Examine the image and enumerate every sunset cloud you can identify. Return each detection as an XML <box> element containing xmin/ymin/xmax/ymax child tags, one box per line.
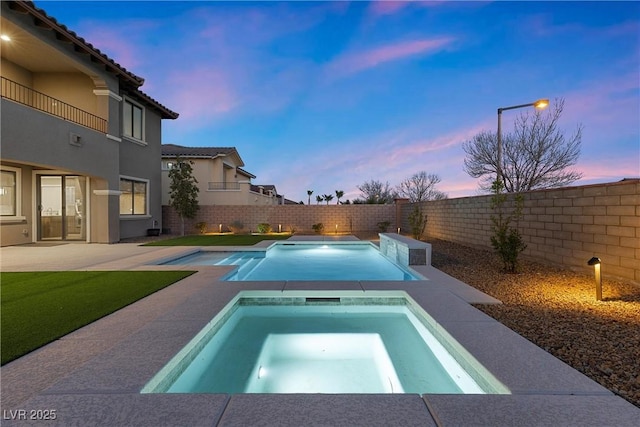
<box><xmin>368</xmin><ymin>1</ymin><xmax>411</xmax><ymax>17</ymax></box>
<box><xmin>326</xmin><ymin>37</ymin><xmax>455</xmax><ymax>78</ymax></box>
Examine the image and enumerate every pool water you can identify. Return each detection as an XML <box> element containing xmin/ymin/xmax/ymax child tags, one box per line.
<box><xmin>142</xmin><ymin>292</ymin><xmax>508</xmax><ymax>395</ymax></box>
<box><xmin>163</xmin><ymin>242</ymin><xmax>421</xmax><ymax>281</ymax></box>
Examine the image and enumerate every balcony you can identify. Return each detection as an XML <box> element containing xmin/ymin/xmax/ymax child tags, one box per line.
<box><xmin>0</xmin><ymin>77</ymin><xmax>107</xmax><ymax>133</ymax></box>
<box><xmin>208</xmin><ymin>182</ymin><xmax>241</xmax><ymax>190</ymax></box>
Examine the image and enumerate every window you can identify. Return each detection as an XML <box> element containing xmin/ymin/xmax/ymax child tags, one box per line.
<box><xmin>0</xmin><ymin>169</ymin><xmax>17</xmax><ymax>216</ymax></box>
<box><xmin>123</xmin><ymin>98</ymin><xmax>144</xmax><ymax>140</ymax></box>
<box><xmin>119</xmin><ymin>177</ymin><xmax>147</xmax><ymax>215</ymax></box>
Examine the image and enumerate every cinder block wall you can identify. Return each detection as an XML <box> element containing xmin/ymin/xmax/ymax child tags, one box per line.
<box><xmin>400</xmin><ymin>179</ymin><xmax>639</xmax><ymax>284</ymax></box>
<box><xmin>162</xmin><ymin>204</ymin><xmax>396</xmax><ymax>236</ymax></box>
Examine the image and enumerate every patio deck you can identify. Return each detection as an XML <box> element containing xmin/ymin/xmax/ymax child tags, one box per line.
<box><xmin>1</xmin><ymin>238</ymin><xmax>638</xmax><ymax>426</ymax></box>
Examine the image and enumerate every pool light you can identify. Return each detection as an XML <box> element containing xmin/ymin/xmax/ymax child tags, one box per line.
<box><xmin>587</xmin><ymin>257</ymin><xmax>602</xmax><ymax>301</ymax></box>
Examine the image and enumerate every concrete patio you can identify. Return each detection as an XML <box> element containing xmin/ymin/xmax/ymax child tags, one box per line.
<box><xmin>1</xmin><ymin>238</ymin><xmax>638</xmax><ymax>426</ymax></box>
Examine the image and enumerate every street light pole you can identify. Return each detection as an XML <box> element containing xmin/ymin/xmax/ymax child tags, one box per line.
<box><xmin>496</xmin><ymin>99</ymin><xmax>549</xmax><ymax>187</ymax></box>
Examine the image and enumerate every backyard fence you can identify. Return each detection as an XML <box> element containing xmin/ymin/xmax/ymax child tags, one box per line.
<box><xmin>399</xmin><ymin>179</ymin><xmax>639</xmax><ymax>284</ymax></box>
<box><xmin>162</xmin><ymin>204</ymin><xmax>397</xmax><ymax>237</ymax></box>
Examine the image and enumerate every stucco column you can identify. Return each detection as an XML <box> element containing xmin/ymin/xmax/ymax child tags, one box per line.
<box><xmin>90</xmin><ymin>178</ymin><xmax>121</xmax><ymax>243</ymax></box>
<box><xmin>92</xmin><ymin>79</ymin><xmax>122</xmax><ymax>141</ymax></box>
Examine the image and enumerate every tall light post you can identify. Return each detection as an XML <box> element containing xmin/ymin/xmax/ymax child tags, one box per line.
<box><xmin>496</xmin><ymin>98</ymin><xmax>549</xmax><ymax>186</ymax></box>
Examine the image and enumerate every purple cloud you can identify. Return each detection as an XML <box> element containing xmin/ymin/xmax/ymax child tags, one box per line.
<box><xmin>326</xmin><ymin>37</ymin><xmax>455</xmax><ymax>78</ymax></box>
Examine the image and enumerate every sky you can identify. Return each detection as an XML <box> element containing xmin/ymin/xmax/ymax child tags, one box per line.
<box><xmin>37</xmin><ymin>1</ymin><xmax>639</xmax><ymax>203</ymax></box>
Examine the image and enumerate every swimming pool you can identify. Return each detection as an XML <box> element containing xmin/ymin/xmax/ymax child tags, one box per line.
<box><xmin>142</xmin><ymin>291</ymin><xmax>509</xmax><ymax>395</ymax></box>
<box><xmin>162</xmin><ymin>242</ymin><xmax>422</xmax><ymax>281</ymax></box>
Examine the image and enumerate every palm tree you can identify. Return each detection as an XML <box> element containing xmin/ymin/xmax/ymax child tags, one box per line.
<box><xmin>324</xmin><ymin>194</ymin><xmax>334</xmax><ymax>205</ymax></box>
<box><xmin>307</xmin><ymin>190</ymin><xmax>313</xmax><ymax>205</ymax></box>
<box><xmin>335</xmin><ymin>190</ymin><xmax>344</xmax><ymax>204</ymax></box>
<box><xmin>316</xmin><ymin>195</ymin><xmax>323</xmax><ymax>205</ymax></box>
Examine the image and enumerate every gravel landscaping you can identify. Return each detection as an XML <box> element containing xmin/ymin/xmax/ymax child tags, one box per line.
<box><xmin>429</xmin><ymin>238</ymin><xmax>640</xmax><ymax>409</ymax></box>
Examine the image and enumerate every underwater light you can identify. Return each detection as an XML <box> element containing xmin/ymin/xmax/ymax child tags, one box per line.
<box><xmin>258</xmin><ymin>366</ymin><xmax>267</xmax><ymax>379</ymax></box>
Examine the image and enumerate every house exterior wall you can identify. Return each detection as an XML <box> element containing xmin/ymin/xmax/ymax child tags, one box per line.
<box><xmin>400</xmin><ymin>180</ymin><xmax>639</xmax><ymax>284</ymax></box>
<box><xmin>119</xmin><ymin>109</ymin><xmax>164</xmax><ymax>239</ymax></box>
<box><xmin>1</xmin><ymin>58</ymin><xmax>32</xmax><ymax>86</ymax></box>
<box><xmin>1</xmin><ymin>99</ymin><xmax>121</xmax><ymax>244</ymax></box>
<box><xmin>32</xmin><ymin>72</ymin><xmax>99</xmax><ymax>117</ymax></box>
<box><xmin>161</xmin><ymin>157</ymin><xmax>279</xmax><ymax>206</ymax></box>
<box><xmin>1</xmin><ymin>1</ymin><xmax>174</xmax><ymax>245</ymax></box>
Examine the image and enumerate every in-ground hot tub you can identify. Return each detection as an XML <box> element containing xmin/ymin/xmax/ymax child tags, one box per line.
<box><xmin>142</xmin><ymin>291</ymin><xmax>509</xmax><ymax>395</ymax></box>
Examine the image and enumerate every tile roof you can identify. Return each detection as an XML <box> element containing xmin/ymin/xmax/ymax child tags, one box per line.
<box><xmin>237</xmin><ymin>167</ymin><xmax>256</xmax><ymax>179</ymax></box>
<box><xmin>161</xmin><ymin>144</ymin><xmax>237</xmax><ymax>158</ymax></box>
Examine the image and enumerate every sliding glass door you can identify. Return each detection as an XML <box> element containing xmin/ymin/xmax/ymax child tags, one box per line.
<box><xmin>37</xmin><ymin>175</ymin><xmax>86</xmax><ymax>241</ymax></box>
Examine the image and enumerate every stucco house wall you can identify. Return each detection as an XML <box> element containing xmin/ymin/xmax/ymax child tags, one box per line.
<box><xmin>0</xmin><ymin>1</ymin><xmax>177</xmax><ymax>245</ymax></box>
<box><xmin>161</xmin><ymin>145</ymin><xmax>280</xmax><ymax>207</ymax></box>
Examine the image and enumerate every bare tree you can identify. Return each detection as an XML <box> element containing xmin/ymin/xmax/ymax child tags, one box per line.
<box><xmin>356</xmin><ymin>180</ymin><xmax>398</xmax><ymax>204</ymax></box>
<box><xmin>397</xmin><ymin>171</ymin><xmax>448</xmax><ymax>202</ymax></box>
<box><xmin>463</xmin><ymin>98</ymin><xmax>583</xmax><ymax>192</ymax></box>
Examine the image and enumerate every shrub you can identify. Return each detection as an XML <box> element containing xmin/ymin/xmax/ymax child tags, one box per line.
<box><xmin>228</xmin><ymin>221</ymin><xmax>246</xmax><ymax>234</ymax></box>
<box><xmin>490</xmin><ymin>180</ymin><xmax>527</xmax><ymax>273</ymax></box>
<box><xmin>408</xmin><ymin>206</ymin><xmax>427</xmax><ymax>240</ymax></box>
<box><xmin>377</xmin><ymin>220</ymin><xmax>391</xmax><ymax>232</ymax></box>
<box><xmin>257</xmin><ymin>223</ymin><xmax>272</xmax><ymax>234</ymax></box>
<box><xmin>195</xmin><ymin>222</ymin><xmax>207</xmax><ymax>234</ymax></box>
<box><xmin>312</xmin><ymin>223</ymin><xmax>324</xmax><ymax>234</ymax></box>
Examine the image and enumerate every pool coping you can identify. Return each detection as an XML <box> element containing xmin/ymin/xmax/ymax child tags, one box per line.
<box><xmin>1</xmin><ymin>238</ymin><xmax>639</xmax><ymax>426</ymax></box>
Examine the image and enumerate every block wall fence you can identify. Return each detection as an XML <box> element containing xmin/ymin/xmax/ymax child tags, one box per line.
<box><xmin>400</xmin><ymin>179</ymin><xmax>639</xmax><ymax>284</ymax></box>
<box><xmin>162</xmin><ymin>204</ymin><xmax>397</xmax><ymax>237</ymax></box>
<box><xmin>162</xmin><ymin>179</ymin><xmax>639</xmax><ymax>284</ymax></box>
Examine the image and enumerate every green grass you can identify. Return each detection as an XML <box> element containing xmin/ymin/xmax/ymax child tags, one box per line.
<box><xmin>143</xmin><ymin>234</ymin><xmax>292</xmax><ymax>246</ymax></box>
<box><xmin>0</xmin><ymin>271</ymin><xmax>194</xmax><ymax>365</ymax></box>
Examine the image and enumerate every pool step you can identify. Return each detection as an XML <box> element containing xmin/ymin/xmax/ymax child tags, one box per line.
<box><xmin>215</xmin><ymin>252</ymin><xmax>261</xmax><ymax>266</ymax></box>
<box><xmin>234</xmin><ymin>257</ymin><xmax>266</xmax><ymax>280</ymax></box>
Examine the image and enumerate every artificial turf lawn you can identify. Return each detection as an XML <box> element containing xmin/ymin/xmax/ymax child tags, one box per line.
<box><xmin>0</xmin><ymin>270</ymin><xmax>194</xmax><ymax>365</ymax></box>
<box><xmin>143</xmin><ymin>234</ymin><xmax>291</xmax><ymax>246</ymax></box>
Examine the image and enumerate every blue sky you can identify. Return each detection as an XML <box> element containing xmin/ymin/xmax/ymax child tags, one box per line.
<box><xmin>38</xmin><ymin>1</ymin><xmax>639</xmax><ymax>202</ymax></box>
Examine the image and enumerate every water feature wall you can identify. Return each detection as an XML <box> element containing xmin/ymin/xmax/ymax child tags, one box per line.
<box><xmin>379</xmin><ymin>233</ymin><xmax>432</xmax><ymax>266</ymax></box>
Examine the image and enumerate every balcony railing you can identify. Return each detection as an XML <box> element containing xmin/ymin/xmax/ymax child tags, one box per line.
<box><xmin>208</xmin><ymin>182</ymin><xmax>241</xmax><ymax>190</ymax></box>
<box><xmin>1</xmin><ymin>77</ymin><xmax>107</xmax><ymax>133</ymax></box>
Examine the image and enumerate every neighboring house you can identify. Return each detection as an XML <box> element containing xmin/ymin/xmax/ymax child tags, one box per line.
<box><xmin>161</xmin><ymin>144</ymin><xmax>283</xmax><ymax>206</ymax></box>
<box><xmin>0</xmin><ymin>1</ymin><xmax>177</xmax><ymax>246</ymax></box>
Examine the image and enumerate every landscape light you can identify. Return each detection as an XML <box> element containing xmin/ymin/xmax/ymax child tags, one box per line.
<box><xmin>496</xmin><ymin>98</ymin><xmax>550</xmax><ymax>185</ymax></box>
<box><xmin>1</xmin><ymin>34</ymin><xmax>11</xmax><ymax>42</ymax></box>
<box><xmin>587</xmin><ymin>257</ymin><xmax>602</xmax><ymax>301</ymax></box>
